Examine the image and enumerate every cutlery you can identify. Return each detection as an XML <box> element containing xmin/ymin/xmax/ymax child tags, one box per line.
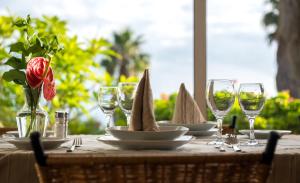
<box><xmin>215</xmin><ymin>145</ymin><xmax>226</xmax><ymax>152</ymax></box>
<box><xmin>67</xmin><ymin>137</ymin><xmax>82</xmax><ymax>152</ymax></box>
<box><xmin>225</xmin><ymin>134</ymin><xmax>242</xmax><ymax>152</ymax></box>
<box><xmin>232</xmin><ymin>144</ymin><xmax>241</xmax><ymax>152</ymax></box>
<box><xmin>219</xmin><ymin>146</ymin><xmax>226</xmax><ymax>152</ymax></box>
<box><xmin>224</xmin><ymin>116</ymin><xmax>241</xmax><ymax>152</ymax></box>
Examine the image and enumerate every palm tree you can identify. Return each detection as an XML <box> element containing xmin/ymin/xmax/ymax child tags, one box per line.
<box><xmin>263</xmin><ymin>0</ymin><xmax>300</xmax><ymax>98</ymax></box>
<box><xmin>101</xmin><ymin>28</ymin><xmax>150</xmax><ymax>80</ymax></box>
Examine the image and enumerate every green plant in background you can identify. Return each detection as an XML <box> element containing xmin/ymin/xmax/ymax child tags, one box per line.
<box><xmin>117</xmin><ymin>84</ymin><xmax>135</xmax><ymax>110</ymax></box>
<box><xmin>114</xmin><ymin>92</ymin><xmax>177</xmax><ymax>126</ymax></box>
<box><xmin>100</xmin><ymin>28</ymin><xmax>150</xmax><ymax>81</ymax></box>
<box><xmin>263</xmin><ymin>0</ymin><xmax>279</xmax><ymax>43</ymax></box>
<box><xmin>154</xmin><ymin>91</ymin><xmax>300</xmax><ymax>134</ymax></box>
<box><xmin>154</xmin><ymin>93</ymin><xmax>177</xmax><ymax>121</ymax></box>
<box><xmin>112</xmin><ymin>76</ymin><xmax>139</xmax><ymax>126</ymax></box>
<box><xmin>238</xmin><ymin>91</ymin><xmax>265</xmax><ymax>111</ymax></box>
<box><xmin>1</xmin><ymin>14</ymin><xmax>300</xmax><ymax>135</ymax></box>
<box><xmin>114</xmin><ymin>90</ymin><xmax>177</xmax><ymax>126</ymax></box>
<box><xmin>211</xmin><ymin>91</ymin><xmax>235</xmax><ymax>111</ymax></box>
<box><xmin>0</xmin><ymin>15</ymin><xmax>115</xmax><ymax>134</ymax></box>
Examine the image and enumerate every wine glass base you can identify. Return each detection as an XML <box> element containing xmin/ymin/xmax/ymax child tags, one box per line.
<box><xmin>241</xmin><ymin>139</ymin><xmax>259</xmax><ymax>146</ymax></box>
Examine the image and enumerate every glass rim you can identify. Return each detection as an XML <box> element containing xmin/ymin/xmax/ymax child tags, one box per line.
<box><xmin>207</xmin><ymin>79</ymin><xmax>235</xmax><ymax>82</ymax></box>
<box><xmin>239</xmin><ymin>83</ymin><xmax>264</xmax><ymax>86</ymax></box>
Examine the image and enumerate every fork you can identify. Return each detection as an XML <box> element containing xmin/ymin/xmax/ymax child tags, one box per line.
<box><xmin>67</xmin><ymin>137</ymin><xmax>82</xmax><ymax>152</ymax></box>
<box><xmin>225</xmin><ymin>134</ymin><xmax>241</xmax><ymax>152</ymax></box>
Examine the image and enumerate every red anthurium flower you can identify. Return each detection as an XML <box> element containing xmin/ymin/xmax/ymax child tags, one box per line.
<box><xmin>26</xmin><ymin>57</ymin><xmax>56</xmax><ymax>100</ymax></box>
<box><xmin>43</xmin><ymin>68</ymin><xmax>56</xmax><ymax>101</ymax></box>
<box><xmin>26</xmin><ymin>57</ymin><xmax>49</xmax><ymax>88</ymax></box>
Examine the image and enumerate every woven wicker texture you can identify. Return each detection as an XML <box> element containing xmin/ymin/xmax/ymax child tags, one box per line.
<box><xmin>35</xmin><ymin>154</ymin><xmax>271</xmax><ymax>183</ymax></box>
<box><xmin>0</xmin><ymin>127</ymin><xmax>17</xmax><ymax>135</ymax></box>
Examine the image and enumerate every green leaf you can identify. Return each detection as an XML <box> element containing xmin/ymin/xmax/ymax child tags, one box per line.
<box><xmin>2</xmin><ymin>69</ymin><xmax>26</xmax><ymax>86</ymax></box>
<box><xmin>26</xmin><ymin>15</ymin><xmax>31</xmax><ymax>24</ymax></box>
<box><xmin>5</xmin><ymin>57</ymin><xmax>26</xmax><ymax>69</ymax></box>
<box><xmin>0</xmin><ymin>48</ymin><xmax>9</xmax><ymax>61</ymax></box>
<box><xmin>28</xmin><ymin>38</ymin><xmax>44</xmax><ymax>54</ymax></box>
<box><xmin>99</xmin><ymin>49</ymin><xmax>119</xmax><ymax>58</ymax></box>
<box><xmin>9</xmin><ymin>42</ymin><xmax>25</xmax><ymax>53</ymax></box>
<box><xmin>14</xmin><ymin>18</ymin><xmax>27</xmax><ymax>27</ymax></box>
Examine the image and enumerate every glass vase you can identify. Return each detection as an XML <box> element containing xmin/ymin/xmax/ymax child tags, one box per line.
<box><xmin>16</xmin><ymin>86</ymin><xmax>49</xmax><ymax>138</ymax></box>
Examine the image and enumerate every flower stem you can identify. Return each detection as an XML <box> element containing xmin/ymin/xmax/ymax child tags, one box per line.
<box><xmin>25</xmin><ymin>86</ymin><xmax>41</xmax><ymax>137</ymax></box>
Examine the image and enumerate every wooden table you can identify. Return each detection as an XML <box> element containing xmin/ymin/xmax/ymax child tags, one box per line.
<box><xmin>0</xmin><ymin>135</ymin><xmax>300</xmax><ymax>183</ymax></box>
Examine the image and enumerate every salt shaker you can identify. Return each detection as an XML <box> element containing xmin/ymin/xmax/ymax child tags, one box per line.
<box><xmin>64</xmin><ymin>112</ymin><xmax>69</xmax><ymax>137</ymax></box>
<box><xmin>55</xmin><ymin>111</ymin><xmax>68</xmax><ymax>139</ymax></box>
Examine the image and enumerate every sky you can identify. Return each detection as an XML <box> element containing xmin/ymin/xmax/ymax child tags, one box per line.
<box><xmin>0</xmin><ymin>0</ymin><xmax>277</xmax><ymax>98</ymax></box>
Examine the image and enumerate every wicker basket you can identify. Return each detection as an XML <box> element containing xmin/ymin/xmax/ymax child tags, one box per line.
<box><xmin>0</xmin><ymin>127</ymin><xmax>17</xmax><ymax>135</ymax></box>
<box><xmin>31</xmin><ymin>131</ymin><xmax>280</xmax><ymax>183</ymax></box>
<box><xmin>34</xmin><ymin>154</ymin><xmax>271</xmax><ymax>183</ymax></box>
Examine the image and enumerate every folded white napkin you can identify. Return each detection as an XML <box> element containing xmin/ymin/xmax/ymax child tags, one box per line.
<box><xmin>172</xmin><ymin>83</ymin><xmax>205</xmax><ymax>124</ymax></box>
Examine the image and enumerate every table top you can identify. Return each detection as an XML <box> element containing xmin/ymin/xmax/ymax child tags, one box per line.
<box><xmin>1</xmin><ymin>135</ymin><xmax>300</xmax><ymax>157</ymax></box>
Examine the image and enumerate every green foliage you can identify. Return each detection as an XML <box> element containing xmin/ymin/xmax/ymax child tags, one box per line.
<box><xmin>114</xmin><ymin>92</ymin><xmax>177</xmax><ymax>126</ymax></box>
<box><xmin>101</xmin><ymin>28</ymin><xmax>150</xmax><ymax>81</ymax></box>
<box><xmin>0</xmin><ymin>15</ymin><xmax>115</xmax><ymax>132</ymax></box>
<box><xmin>68</xmin><ymin>118</ymin><xmax>104</xmax><ymax>135</ymax></box>
<box><xmin>154</xmin><ymin>93</ymin><xmax>177</xmax><ymax>121</ymax></box>
<box><xmin>2</xmin><ymin>69</ymin><xmax>26</xmax><ymax>85</ymax></box>
<box><xmin>110</xmin><ymin>76</ymin><xmax>139</xmax><ymax>127</ymax></box>
<box><xmin>210</xmin><ymin>91</ymin><xmax>235</xmax><ymax>111</ymax></box>
<box><xmin>154</xmin><ymin>91</ymin><xmax>300</xmax><ymax>134</ymax></box>
<box><xmin>2</xmin><ymin>15</ymin><xmax>62</xmax><ymax>87</ymax></box>
<box><xmin>114</xmin><ymin>108</ymin><xmax>127</xmax><ymax>126</ymax></box>
<box><xmin>262</xmin><ymin>0</ymin><xmax>279</xmax><ymax>43</ymax></box>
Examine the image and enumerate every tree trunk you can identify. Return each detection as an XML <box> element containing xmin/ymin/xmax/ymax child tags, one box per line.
<box><xmin>276</xmin><ymin>0</ymin><xmax>300</xmax><ymax>98</ymax></box>
<box><xmin>119</xmin><ymin>56</ymin><xmax>129</xmax><ymax>79</ymax></box>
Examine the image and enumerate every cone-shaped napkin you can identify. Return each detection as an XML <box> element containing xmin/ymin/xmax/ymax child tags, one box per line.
<box><xmin>129</xmin><ymin>70</ymin><xmax>159</xmax><ymax>131</ymax></box>
<box><xmin>172</xmin><ymin>83</ymin><xmax>205</xmax><ymax>124</ymax></box>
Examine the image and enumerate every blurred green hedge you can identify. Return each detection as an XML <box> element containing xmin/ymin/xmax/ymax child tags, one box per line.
<box><xmin>153</xmin><ymin>91</ymin><xmax>300</xmax><ymax>134</ymax></box>
<box><xmin>3</xmin><ymin>90</ymin><xmax>298</xmax><ymax>135</ymax></box>
<box><xmin>69</xmin><ymin>91</ymin><xmax>300</xmax><ymax>134</ymax></box>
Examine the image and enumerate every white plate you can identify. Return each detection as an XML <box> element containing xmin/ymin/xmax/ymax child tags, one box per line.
<box><xmin>158</xmin><ymin>121</ymin><xmax>217</xmax><ymax>131</ymax></box>
<box><xmin>5</xmin><ymin>131</ymin><xmax>54</xmax><ymax>138</ymax></box>
<box><xmin>97</xmin><ymin>135</ymin><xmax>193</xmax><ymax>150</ymax></box>
<box><xmin>239</xmin><ymin>130</ymin><xmax>292</xmax><ymax>139</ymax></box>
<box><xmin>5</xmin><ymin>137</ymin><xmax>70</xmax><ymax>150</ymax></box>
<box><xmin>106</xmin><ymin>126</ymin><xmax>188</xmax><ymax>140</ymax></box>
<box><xmin>186</xmin><ymin>128</ymin><xmax>218</xmax><ymax>137</ymax></box>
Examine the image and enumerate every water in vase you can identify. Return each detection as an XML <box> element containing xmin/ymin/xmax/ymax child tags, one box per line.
<box><xmin>16</xmin><ymin>111</ymin><xmax>48</xmax><ymax>137</ymax></box>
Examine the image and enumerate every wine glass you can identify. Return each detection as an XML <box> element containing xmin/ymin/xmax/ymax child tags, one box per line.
<box><xmin>98</xmin><ymin>86</ymin><xmax>118</xmax><ymax>128</ymax></box>
<box><xmin>206</xmin><ymin>79</ymin><xmax>235</xmax><ymax>146</ymax></box>
<box><xmin>117</xmin><ymin>82</ymin><xmax>137</xmax><ymax>125</ymax></box>
<box><xmin>238</xmin><ymin>83</ymin><xmax>265</xmax><ymax>146</ymax></box>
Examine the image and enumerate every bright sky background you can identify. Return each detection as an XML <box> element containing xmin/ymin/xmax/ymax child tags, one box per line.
<box><xmin>0</xmin><ymin>0</ymin><xmax>277</xmax><ymax>98</ymax></box>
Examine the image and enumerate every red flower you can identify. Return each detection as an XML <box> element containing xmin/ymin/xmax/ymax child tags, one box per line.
<box><xmin>43</xmin><ymin>69</ymin><xmax>56</xmax><ymax>101</ymax></box>
<box><xmin>26</xmin><ymin>57</ymin><xmax>56</xmax><ymax>100</ymax></box>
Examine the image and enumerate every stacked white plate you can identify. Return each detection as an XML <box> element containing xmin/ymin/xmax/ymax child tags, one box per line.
<box><xmin>5</xmin><ymin>130</ymin><xmax>54</xmax><ymax>138</ymax></box>
<box><xmin>97</xmin><ymin>126</ymin><xmax>192</xmax><ymax>150</ymax></box>
<box><xmin>158</xmin><ymin>121</ymin><xmax>217</xmax><ymax>137</ymax></box>
<box><xmin>4</xmin><ymin>137</ymin><xmax>69</xmax><ymax>150</ymax></box>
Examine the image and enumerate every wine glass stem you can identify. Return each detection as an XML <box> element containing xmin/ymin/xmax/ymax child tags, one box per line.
<box><xmin>216</xmin><ymin>117</ymin><xmax>223</xmax><ymax>142</ymax></box>
<box><xmin>106</xmin><ymin>114</ymin><xmax>113</xmax><ymax>128</ymax></box>
<box><xmin>125</xmin><ymin>113</ymin><xmax>131</xmax><ymax>126</ymax></box>
<box><xmin>248</xmin><ymin>117</ymin><xmax>255</xmax><ymax>141</ymax></box>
